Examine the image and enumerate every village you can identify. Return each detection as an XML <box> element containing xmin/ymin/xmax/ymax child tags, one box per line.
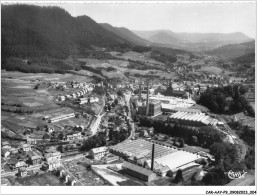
<box><xmin>2</xmin><ymin>54</ymin><xmax>255</xmax><ymax>186</ymax></box>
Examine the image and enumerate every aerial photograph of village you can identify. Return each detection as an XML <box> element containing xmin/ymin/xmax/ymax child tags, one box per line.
<box><xmin>1</xmin><ymin>1</ymin><xmax>255</xmax><ymax>190</ymax></box>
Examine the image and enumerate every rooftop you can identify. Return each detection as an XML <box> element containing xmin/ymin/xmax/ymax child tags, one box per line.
<box><xmin>169</xmin><ymin>111</ymin><xmax>218</xmax><ymax>125</ymax></box>
<box><xmin>122</xmin><ymin>161</ymin><xmax>155</xmax><ymax>177</ymax></box>
<box><xmin>91</xmin><ymin>146</ymin><xmax>108</xmax><ymax>154</ymax></box>
<box><xmin>110</xmin><ymin>139</ymin><xmax>177</xmax><ymax>160</ymax></box>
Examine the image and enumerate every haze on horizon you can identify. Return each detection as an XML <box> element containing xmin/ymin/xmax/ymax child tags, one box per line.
<box><xmin>7</xmin><ymin>2</ymin><xmax>257</xmax><ymax>38</ymax></box>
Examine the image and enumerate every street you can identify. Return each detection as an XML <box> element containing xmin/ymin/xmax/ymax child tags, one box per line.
<box><xmin>124</xmin><ymin>93</ymin><xmax>135</xmax><ymax>142</ymax></box>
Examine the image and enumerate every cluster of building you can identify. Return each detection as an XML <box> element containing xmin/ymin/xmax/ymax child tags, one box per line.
<box><xmin>77</xmin><ymin>97</ymin><xmax>99</xmax><ymax>104</ymax></box>
<box><xmin>49</xmin><ymin>81</ymin><xmax>92</xmax><ymax>91</ymax></box>
<box><xmin>137</xmin><ymin>94</ymin><xmax>196</xmax><ymax>117</ymax></box>
<box><xmin>57</xmin><ymin>167</ymin><xmax>77</xmax><ymax>186</ymax></box>
<box><xmin>109</xmin><ymin>139</ymin><xmax>203</xmax><ymax>181</ymax></box>
<box><xmin>1</xmin><ymin>141</ymin><xmax>43</xmax><ymax>177</ymax></box>
<box><xmin>65</xmin><ymin>132</ymin><xmax>83</xmax><ymax>141</ymax></box>
<box><xmin>42</xmin><ymin>151</ymin><xmax>62</xmax><ymax>171</ymax></box>
<box><xmin>57</xmin><ymin>88</ymin><xmax>91</xmax><ymax>102</ymax></box>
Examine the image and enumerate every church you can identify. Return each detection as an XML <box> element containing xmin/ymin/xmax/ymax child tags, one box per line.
<box><xmin>164</xmin><ymin>80</ymin><xmax>190</xmax><ymax>99</ymax></box>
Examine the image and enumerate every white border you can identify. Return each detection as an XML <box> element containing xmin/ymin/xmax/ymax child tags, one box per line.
<box><xmin>0</xmin><ymin>0</ymin><xmax>256</xmax><ymax>194</ymax></box>
<box><xmin>1</xmin><ymin>186</ymin><xmax>257</xmax><ymax>194</ymax></box>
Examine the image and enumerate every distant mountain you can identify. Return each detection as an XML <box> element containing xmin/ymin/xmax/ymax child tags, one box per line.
<box><xmin>133</xmin><ymin>30</ymin><xmax>253</xmax><ymax>51</ymax></box>
<box><xmin>133</xmin><ymin>30</ymin><xmax>177</xmax><ymax>40</ymax></box>
<box><xmin>1</xmin><ymin>5</ymin><xmax>132</xmax><ymax>59</ymax></box>
<box><xmin>175</xmin><ymin>32</ymin><xmax>251</xmax><ymax>43</ymax></box>
<box><xmin>148</xmin><ymin>31</ymin><xmax>181</xmax><ymax>45</ymax></box>
<box><xmin>205</xmin><ymin>40</ymin><xmax>255</xmax><ymax>59</ymax></box>
<box><xmin>100</xmin><ymin>23</ymin><xmax>150</xmax><ymax>46</ymax></box>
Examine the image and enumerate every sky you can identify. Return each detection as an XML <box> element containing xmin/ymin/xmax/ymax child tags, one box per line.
<box><xmin>16</xmin><ymin>1</ymin><xmax>257</xmax><ymax>38</ymax></box>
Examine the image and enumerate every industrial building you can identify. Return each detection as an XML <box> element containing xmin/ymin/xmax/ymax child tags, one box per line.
<box><xmin>165</xmin><ymin>80</ymin><xmax>190</xmax><ymax>99</ymax></box>
<box><xmin>109</xmin><ymin>139</ymin><xmax>202</xmax><ymax>175</ymax></box>
<box><xmin>149</xmin><ymin>95</ymin><xmax>196</xmax><ymax>109</ymax></box>
<box><xmin>122</xmin><ymin>161</ymin><xmax>157</xmax><ymax>182</ymax></box>
<box><xmin>137</xmin><ymin>95</ymin><xmax>196</xmax><ymax>115</ymax></box>
<box><xmin>148</xmin><ymin>100</ymin><xmax>162</xmax><ymax>116</ymax></box>
<box><xmin>48</xmin><ymin>113</ymin><xmax>75</xmax><ymax>123</ymax></box>
<box><xmin>137</xmin><ymin>100</ymin><xmax>162</xmax><ymax>116</ymax></box>
<box><xmin>168</xmin><ymin>111</ymin><xmax>218</xmax><ymax>126</ymax></box>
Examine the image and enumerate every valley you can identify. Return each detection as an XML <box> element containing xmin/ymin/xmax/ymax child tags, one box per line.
<box><xmin>1</xmin><ymin>3</ymin><xmax>255</xmax><ymax>190</ymax></box>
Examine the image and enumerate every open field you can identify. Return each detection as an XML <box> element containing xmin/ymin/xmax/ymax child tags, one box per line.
<box><xmin>198</xmin><ymin>66</ymin><xmax>223</xmax><ymax>74</ymax></box>
<box><xmin>77</xmin><ymin>55</ymin><xmax>172</xmax><ymax>79</ymax></box>
<box><xmin>1</xmin><ymin>71</ymin><xmax>92</xmax><ymax>136</ymax></box>
<box><xmin>110</xmin><ymin>51</ymin><xmax>164</xmax><ymax>66</ymax></box>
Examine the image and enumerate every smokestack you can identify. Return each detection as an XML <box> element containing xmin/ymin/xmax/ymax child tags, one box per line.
<box><xmin>146</xmin><ymin>80</ymin><xmax>149</xmax><ymax>116</ymax></box>
<box><xmin>151</xmin><ymin>143</ymin><xmax>155</xmax><ymax>171</ymax></box>
<box><xmin>139</xmin><ymin>77</ymin><xmax>142</xmax><ymax>99</ymax></box>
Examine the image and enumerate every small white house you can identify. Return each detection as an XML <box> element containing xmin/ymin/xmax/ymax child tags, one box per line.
<box><xmin>1</xmin><ymin>149</ymin><xmax>10</xmax><ymax>158</ymax></box>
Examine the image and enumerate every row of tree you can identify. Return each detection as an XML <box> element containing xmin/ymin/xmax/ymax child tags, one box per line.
<box><xmin>2</xmin><ymin>58</ymin><xmax>72</xmax><ymax>74</ymax></box>
<box><xmin>1</xmin><ymin>107</ymin><xmax>34</xmax><ymax>114</ymax></box>
<box><xmin>139</xmin><ymin>116</ymin><xmax>224</xmax><ymax>148</ymax></box>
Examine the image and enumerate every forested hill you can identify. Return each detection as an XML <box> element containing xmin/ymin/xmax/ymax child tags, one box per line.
<box><xmin>204</xmin><ymin>40</ymin><xmax>255</xmax><ymax>59</ymax></box>
<box><xmin>1</xmin><ymin>5</ymin><xmax>132</xmax><ymax>59</ymax></box>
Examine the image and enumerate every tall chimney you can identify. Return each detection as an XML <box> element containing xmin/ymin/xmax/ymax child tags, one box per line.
<box><xmin>146</xmin><ymin>80</ymin><xmax>149</xmax><ymax>116</ymax></box>
<box><xmin>139</xmin><ymin>77</ymin><xmax>142</xmax><ymax>99</ymax></box>
<box><xmin>151</xmin><ymin>143</ymin><xmax>155</xmax><ymax>171</ymax></box>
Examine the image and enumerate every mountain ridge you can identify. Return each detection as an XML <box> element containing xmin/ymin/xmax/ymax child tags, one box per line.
<box><xmin>204</xmin><ymin>40</ymin><xmax>255</xmax><ymax>59</ymax></box>
<box><xmin>133</xmin><ymin>30</ymin><xmax>253</xmax><ymax>50</ymax></box>
<box><xmin>1</xmin><ymin>4</ymin><xmax>132</xmax><ymax>59</ymax></box>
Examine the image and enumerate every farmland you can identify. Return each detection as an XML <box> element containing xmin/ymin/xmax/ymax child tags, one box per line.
<box><xmin>1</xmin><ymin>71</ymin><xmax>97</xmax><ymax>139</ymax></box>
<box><xmin>77</xmin><ymin>53</ymin><xmax>176</xmax><ymax>80</ymax></box>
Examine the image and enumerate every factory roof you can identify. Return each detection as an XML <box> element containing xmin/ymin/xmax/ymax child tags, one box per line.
<box><xmin>152</xmin><ymin>151</ymin><xmax>201</xmax><ymax>171</ymax></box>
<box><xmin>173</xmin><ymin>107</ymin><xmax>201</xmax><ymax>113</ymax></box>
<box><xmin>110</xmin><ymin>139</ymin><xmax>177</xmax><ymax>160</ymax></box>
<box><xmin>122</xmin><ymin>161</ymin><xmax>155</xmax><ymax>177</ymax></box>
<box><xmin>169</xmin><ymin>111</ymin><xmax>218</xmax><ymax>125</ymax></box>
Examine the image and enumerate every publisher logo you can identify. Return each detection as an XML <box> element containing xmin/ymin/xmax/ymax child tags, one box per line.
<box><xmin>228</xmin><ymin>170</ymin><xmax>247</xmax><ymax>179</ymax></box>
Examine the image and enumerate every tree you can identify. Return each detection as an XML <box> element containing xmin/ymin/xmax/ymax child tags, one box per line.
<box><xmin>166</xmin><ymin>170</ymin><xmax>173</xmax><ymax>178</ymax></box>
<box><xmin>191</xmin><ymin>135</ymin><xmax>198</xmax><ymax>145</ymax></box>
<box><xmin>139</xmin><ymin>130</ymin><xmax>145</xmax><ymax>137</ymax></box>
<box><xmin>174</xmin><ymin>169</ymin><xmax>184</xmax><ymax>183</ymax></box>
<box><xmin>164</xmin><ymin>135</ymin><xmax>169</xmax><ymax>141</ymax></box>
<box><xmin>114</xmin><ymin>99</ymin><xmax>118</xmax><ymax>105</ymax></box>
<box><xmin>178</xmin><ymin>138</ymin><xmax>185</xmax><ymax>147</ymax></box>
<box><xmin>117</xmin><ymin>90</ymin><xmax>124</xmax><ymax>97</ymax></box>
<box><xmin>93</xmin><ymin>86</ymin><xmax>105</xmax><ymax>96</ymax></box>
<box><xmin>239</xmin><ymin>86</ymin><xmax>248</xmax><ymax>95</ymax></box>
<box><xmin>202</xmin><ymin>173</ymin><xmax>215</xmax><ymax>185</ymax></box>
<box><xmin>58</xmin><ymin>132</ymin><xmax>64</xmax><ymax>140</ymax></box>
<box><xmin>210</xmin><ymin>142</ymin><xmax>226</xmax><ymax>162</ymax></box>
